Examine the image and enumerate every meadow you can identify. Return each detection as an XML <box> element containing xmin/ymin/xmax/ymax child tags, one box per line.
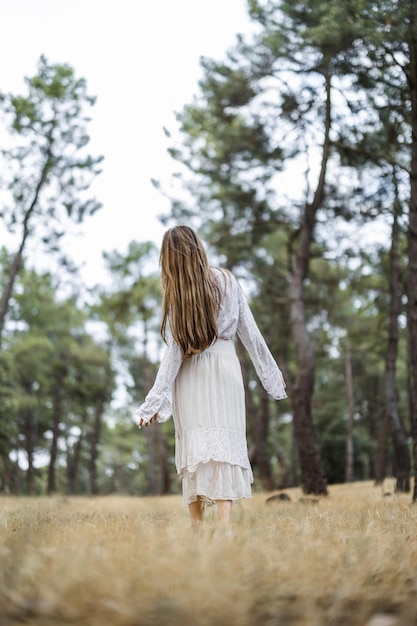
<box><xmin>0</xmin><ymin>481</ymin><xmax>416</xmax><ymax>626</ymax></box>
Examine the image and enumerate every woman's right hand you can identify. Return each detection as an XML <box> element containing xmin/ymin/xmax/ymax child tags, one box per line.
<box><xmin>138</xmin><ymin>414</ymin><xmax>158</xmax><ymax>429</ymax></box>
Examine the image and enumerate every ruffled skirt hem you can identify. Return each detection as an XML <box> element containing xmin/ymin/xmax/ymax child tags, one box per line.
<box><xmin>181</xmin><ymin>460</ymin><xmax>253</xmax><ymax>506</ymax></box>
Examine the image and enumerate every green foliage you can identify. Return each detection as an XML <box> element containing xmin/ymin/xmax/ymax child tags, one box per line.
<box><xmin>1</xmin><ymin>55</ymin><xmax>102</xmax><ymax>230</ymax></box>
<box><xmin>0</xmin><ymin>56</ymin><xmax>103</xmax><ymax>346</ymax></box>
<box><xmin>0</xmin><ymin>261</ymin><xmax>115</xmax><ymax>494</ymax></box>
<box><xmin>157</xmin><ymin>0</ymin><xmax>413</xmax><ymax>490</ymax></box>
<box><xmin>1</xmin><ymin>2</ymin><xmax>414</xmax><ymax>494</ymax></box>
<box><xmin>0</xmin><ymin>351</ymin><xmax>19</xmax><ymax>487</ymax></box>
<box><xmin>98</xmin><ymin>241</ymin><xmax>161</xmax><ymax>336</ymax></box>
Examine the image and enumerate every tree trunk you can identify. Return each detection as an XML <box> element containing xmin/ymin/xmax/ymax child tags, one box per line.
<box><xmin>47</xmin><ymin>386</ymin><xmax>60</xmax><ymax>495</ymax></box>
<box><xmin>142</xmin><ymin>323</ymin><xmax>170</xmax><ymax>495</ymax></box>
<box><xmin>0</xmin><ymin>152</ymin><xmax>52</xmax><ymax>346</ymax></box>
<box><xmin>144</xmin><ymin>426</ymin><xmax>159</xmax><ymax>495</ymax></box>
<box><xmin>289</xmin><ymin>420</ymin><xmax>300</xmax><ymax>487</ymax></box>
<box><xmin>275</xmin><ymin>444</ymin><xmax>290</xmax><ymax>488</ymax></box>
<box><xmin>25</xmin><ymin>408</ymin><xmax>36</xmax><ymax>495</ymax></box>
<box><xmin>3</xmin><ymin>459</ymin><xmax>20</xmax><ymax>495</ymax></box>
<box><xmin>408</xmin><ymin>0</ymin><xmax>417</xmax><ymax>502</ymax></box>
<box><xmin>66</xmin><ymin>412</ymin><xmax>87</xmax><ymax>495</ymax></box>
<box><xmin>368</xmin><ymin>377</ymin><xmax>387</xmax><ymax>482</ymax></box>
<box><xmin>288</xmin><ymin>71</ymin><xmax>331</xmax><ymax>496</ymax></box>
<box><xmin>48</xmin><ymin>363</ymin><xmax>66</xmax><ymax>494</ymax></box>
<box><xmin>290</xmin><ymin>390</ymin><xmax>327</xmax><ymax>494</ymax></box>
<box><xmin>345</xmin><ymin>341</ymin><xmax>354</xmax><ymax>483</ymax></box>
<box><xmin>237</xmin><ymin>340</ymin><xmax>274</xmax><ymax>488</ymax></box>
<box><xmin>258</xmin><ymin>389</ymin><xmax>275</xmax><ymax>490</ymax></box>
<box><xmin>89</xmin><ymin>398</ymin><xmax>104</xmax><ymax>495</ymax></box>
<box><xmin>374</xmin><ymin>403</ymin><xmax>389</xmax><ymax>486</ymax></box>
<box><xmin>158</xmin><ymin>427</ymin><xmax>171</xmax><ymax>494</ymax></box>
<box><xmin>67</xmin><ymin>434</ymin><xmax>83</xmax><ymax>495</ymax></box>
<box><xmin>386</xmin><ymin>185</ymin><xmax>411</xmax><ymax>492</ymax></box>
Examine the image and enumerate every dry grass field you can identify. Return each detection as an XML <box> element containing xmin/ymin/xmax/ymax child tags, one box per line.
<box><xmin>1</xmin><ymin>480</ymin><xmax>417</xmax><ymax>626</ymax></box>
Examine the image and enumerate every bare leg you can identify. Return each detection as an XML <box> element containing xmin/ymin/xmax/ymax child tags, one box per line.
<box><xmin>216</xmin><ymin>499</ymin><xmax>232</xmax><ymax>525</ymax></box>
<box><xmin>189</xmin><ymin>497</ymin><xmax>205</xmax><ymax>527</ymax></box>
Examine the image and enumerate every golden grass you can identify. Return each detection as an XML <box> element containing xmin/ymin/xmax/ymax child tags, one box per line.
<box><xmin>1</xmin><ymin>481</ymin><xmax>417</xmax><ymax>626</ymax></box>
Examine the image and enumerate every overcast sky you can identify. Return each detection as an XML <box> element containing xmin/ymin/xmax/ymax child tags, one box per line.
<box><xmin>0</xmin><ymin>0</ymin><xmax>253</xmax><ymax>285</ymax></box>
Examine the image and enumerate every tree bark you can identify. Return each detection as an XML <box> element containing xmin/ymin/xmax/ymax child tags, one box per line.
<box><xmin>275</xmin><ymin>444</ymin><xmax>290</xmax><ymax>488</ymax></box>
<box><xmin>47</xmin><ymin>385</ymin><xmax>61</xmax><ymax>495</ymax></box>
<box><xmin>288</xmin><ymin>71</ymin><xmax>331</xmax><ymax>496</ymax></box>
<box><xmin>67</xmin><ymin>434</ymin><xmax>83</xmax><ymax>495</ymax></box>
<box><xmin>374</xmin><ymin>402</ymin><xmax>389</xmax><ymax>486</ymax></box>
<box><xmin>158</xmin><ymin>427</ymin><xmax>171</xmax><ymax>494</ymax></box>
<box><xmin>89</xmin><ymin>398</ymin><xmax>104</xmax><ymax>495</ymax></box>
<box><xmin>237</xmin><ymin>340</ymin><xmax>274</xmax><ymax>488</ymax></box>
<box><xmin>345</xmin><ymin>341</ymin><xmax>354</xmax><ymax>483</ymax></box>
<box><xmin>258</xmin><ymin>389</ymin><xmax>275</xmax><ymax>490</ymax></box>
<box><xmin>66</xmin><ymin>412</ymin><xmax>87</xmax><ymax>495</ymax></box>
<box><xmin>386</xmin><ymin>185</ymin><xmax>410</xmax><ymax>492</ymax></box>
<box><xmin>25</xmin><ymin>407</ymin><xmax>36</xmax><ymax>495</ymax></box>
<box><xmin>408</xmin><ymin>0</ymin><xmax>417</xmax><ymax>502</ymax></box>
<box><xmin>368</xmin><ymin>377</ymin><xmax>386</xmax><ymax>482</ymax></box>
<box><xmin>142</xmin><ymin>322</ymin><xmax>170</xmax><ymax>495</ymax></box>
<box><xmin>48</xmin><ymin>361</ymin><xmax>66</xmax><ymax>494</ymax></box>
<box><xmin>144</xmin><ymin>426</ymin><xmax>159</xmax><ymax>495</ymax></box>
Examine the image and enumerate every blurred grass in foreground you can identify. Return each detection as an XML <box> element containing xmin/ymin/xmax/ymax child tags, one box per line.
<box><xmin>0</xmin><ymin>480</ymin><xmax>416</xmax><ymax>626</ymax></box>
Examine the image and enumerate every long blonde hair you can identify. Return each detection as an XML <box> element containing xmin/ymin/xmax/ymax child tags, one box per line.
<box><xmin>160</xmin><ymin>225</ymin><xmax>221</xmax><ymax>358</ymax></box>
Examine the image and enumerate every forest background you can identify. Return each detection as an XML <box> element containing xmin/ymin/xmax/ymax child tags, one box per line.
<box><xmin>1</xmin><ymin>0</ymin><xmax>417</xmax><ymax>501</ymax></box>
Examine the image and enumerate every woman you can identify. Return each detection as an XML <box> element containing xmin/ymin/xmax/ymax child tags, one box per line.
<box><xmin>136</xmin><ymin>225</ymin><xmax>287</xmax><ymax>526</ymax></box>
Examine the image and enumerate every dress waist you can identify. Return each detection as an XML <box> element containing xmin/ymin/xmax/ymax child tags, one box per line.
<box><xmin>203</xmin><ymin>338</ymin><xmax>235</xmax><ymax>356</ymax></box>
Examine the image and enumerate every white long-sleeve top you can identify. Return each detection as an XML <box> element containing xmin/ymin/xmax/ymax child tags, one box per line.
<box><xmin>135</xmin><ymin>268</ymin><xmax>287</xmax><ymax>425</ymax></box>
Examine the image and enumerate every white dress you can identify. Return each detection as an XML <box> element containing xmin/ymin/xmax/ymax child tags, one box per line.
<box><xmin>135</xmin><ymin>268</ymin><xmax>287</xmax><ymax>504</ymax></box>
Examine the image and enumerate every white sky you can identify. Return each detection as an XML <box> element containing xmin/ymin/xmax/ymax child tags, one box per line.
<box><xmin>0</xmin><ymin>0</ymin><xmax>253</xmax><ymax>286</ymax></box>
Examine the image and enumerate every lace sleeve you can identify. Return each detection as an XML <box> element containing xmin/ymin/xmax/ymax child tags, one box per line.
<box><xmin>134</xmin><ymin>337</ymin><xmax>183</xmax><ymax>425</ymax></box>
<box><xmin>236</xmin><ymin>282</ymin><xmax>287</xmax><ymax>400</ymax></box>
